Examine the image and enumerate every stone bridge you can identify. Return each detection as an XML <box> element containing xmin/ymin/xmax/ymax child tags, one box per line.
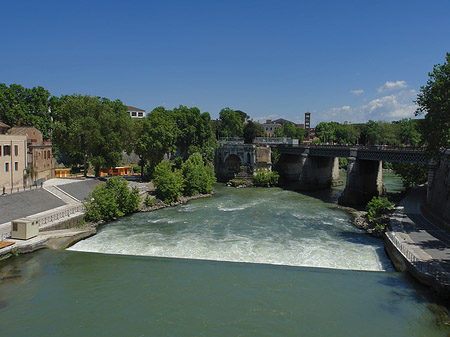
<box><xmin>215</xmin><ymin>144</ymin><xmax>272</xmax><ymax>182</ymax></box>
<box><xmin>216</xmin><ymin>143</ymin><xmax>430</xmax><ymax>205</ymax></box>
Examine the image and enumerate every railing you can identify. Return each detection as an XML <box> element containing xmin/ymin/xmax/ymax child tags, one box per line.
<box><xmin>385</xmin><ymin>230</ymin><xmax>450</xmax><ymax>285</ymax></box>
<box><xmin>253</xmin><ymin>137</ymin><xmax>299</xmax><ymax>145</ymax></box>
<box><xmin>1</xmin><ymin>183</ymin><xmax>43</xmax><ymax>196</ymax></box>
<box><xmin>218</xmin><ymin>137</ymin><xmax>244</xmax><ymax>144</ymax></box>
<box><xmin>37</xmin><ymin>203</ymin><xmax>86</xmax><ymax>229</ymax></box>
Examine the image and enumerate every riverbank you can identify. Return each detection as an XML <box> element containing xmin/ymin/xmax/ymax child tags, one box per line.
<box><xmin>0</xmin><ymin>191</ymin><xmax>215</xmax><ymax>261</ymax></box>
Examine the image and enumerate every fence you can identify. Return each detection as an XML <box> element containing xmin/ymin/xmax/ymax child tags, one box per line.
<box><xmin>0</xmin><ymin>203</ymin><xmax>86</xmax><ymax>241</ymax></box>
<box><xmin>385</xmin><ymin>230</ymin><xmax>450</xmax><ymax>285</ymax></box>
<box><xmin>2</xmin><ymin>183</ymin><xmax>43</xmax><ymax>196</ymax></box>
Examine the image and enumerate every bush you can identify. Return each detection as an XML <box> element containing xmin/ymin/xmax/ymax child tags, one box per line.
<box><xmin>339</xmin><ymin>157</ymin><xmax>348</xmax><ymax>170</ymax></box>
<box><xmin>153</xmin><ymin>161</ymin><xmax>184</xmax><ymax>203</ymax></box>
<box><xmin>144</xmin><ymin>194</ymin><xmax>154</xmax><ymax>207</ymax></box>
<box><xmin>366</xmin><ymin>196</ymin><xmax>393</xmax><ymax>221</ymax></box>
<box><xmin>182</xmin><ymin>152</ymin><xmax>216</xmax><ymax>195</ymax></box>
<box><xmin>84</xmin><ymin>177</ymin><xmax>141</xmax><ymax>222</ymax></box>
<box><xmin>254</xmin><ymin>170</ymin><xmax>279</xmax><ymax>187</ymax></box>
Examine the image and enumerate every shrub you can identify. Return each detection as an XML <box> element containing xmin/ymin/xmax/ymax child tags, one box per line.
<box><xmin>153</xmin><ymin>161</ymin><xmax>184</xmax><ymax>203</ymax></box>
<box><xmin>144</xmin><ymin>194</ymin><xmax>154</xmax><ymax>207</ymax></box>
<box><xmin>182</xmin><ymin>152</ymin><xmax>216</xmax><ymax>195</ymax></box>
<box><xmin>84</xmin><ymin>177</ymin><xmax>141</xmax><ymax>222</ymax></box>
<box><xmin>254</xmin><ymin>170</ymin><xmax>279</xmax><ymax>187</ymax></box>
<box><xmin>339</xmin><ymin>157</ymin><xmax>348</xmax><ymax>170</ymax></box>
<box><xmin>366</xmin><ymin>196</ymin><xmax>393</xmax><ymax>221</ymax></box>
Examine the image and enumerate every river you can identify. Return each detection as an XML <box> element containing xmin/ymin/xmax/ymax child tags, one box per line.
<box><xmin>0</xmin><ymin>172</ymin><xmax>447</xmax><ymax>336</ymax></box>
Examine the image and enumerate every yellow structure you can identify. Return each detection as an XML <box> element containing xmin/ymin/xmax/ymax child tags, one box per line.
<box><xmin>99</xmin><ymin>167</ymin><xmax>131</xmax><ymax>177</ymax></box>
<box><xmin>55</xmin><ymin>168</ymin><xmax>71</xmax><ymax>178</ymax></box>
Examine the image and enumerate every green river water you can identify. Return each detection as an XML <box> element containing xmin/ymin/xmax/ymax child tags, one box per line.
<box><xmin>0</xmin><ymin>172</ymin><xmax>447</xmax><ymax>336</ymax></box>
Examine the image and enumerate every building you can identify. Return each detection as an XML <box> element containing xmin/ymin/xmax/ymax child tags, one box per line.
<box><xmin>127</xmin><ymin>106</ymin><xmax>146</xmax><ymax>119</ymax></box>
<box><xmin>0</xmin><ymin>124</ymin><xmax>28</xmax><ymax>192</ymax></box>
<box><xmin>263</xmin><ymin>120</ymin><xmax>282</xmax><ymax>136</ymax></box>
<box><xmin>8</xmin><ymin>126</ymin><xmax>55</xmax><ymax>184</ymax></box>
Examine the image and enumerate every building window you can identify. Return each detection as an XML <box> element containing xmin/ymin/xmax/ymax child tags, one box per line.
<box><xmin>44</xmin><ymin>151</ymin><xmax>47</xmax><ymax>159</ymax></box>
<box><xmin>131</xmin><ymin>111</ymin><xmax>137</xmax><ymax>116</ymax></box>
<box><xmin>5</xmin><ymin>163</ymin><xmax>9</xmax><ymax>172</ymax></box>
<box><xmin>47</xmin><ymin>150</ymin><xmax>51</xmax><ymax>158</ymax></box>
<box><xmin>14</xmin><ymin>162</ymin><xmax>18</xmax><ymax>171</ymax></box>
<box><xmin>138</xmin><ymin>112</ymin><xmax>143</xmax><ymax>117</ymax></box>
<box><xmin>3</xmin><ymin>145</ymin><xmax>10</xmax><ymax>156</ymax></box>
<box><xmin>14</xmin><ymin>145</ymin><xmax>18</xmax><ymax>156</ymax></box>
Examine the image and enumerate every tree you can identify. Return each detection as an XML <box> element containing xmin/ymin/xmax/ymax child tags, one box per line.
<box><xmin>182</xmin><ymin>152</ymin><xmax>216</xmax><ymax>195</ymax></box>
<box><xmin>153</xmin><ymin>161</ymin><xmax>184</xmax><ymax>203</ymax></box>
<box><xmin>134</xmin><ymin>107</ymin><xmax>177</xmax><ymax>179</ymax></box>
<box><xmin>393</xmin><ymin>118</ymin><xmax>421</xmax><ymax>146</ymax></box>
<box><xmin>172</xmin><ymin>105</ymin><xmax>217</xmax><ymax>161</ymax></box>
<box><xmin>415</xmin><ymin>52</ymin><xmax>450</xmax><ymax>158</ymax></box>
<box><xmin>243</xmin><ymin>120</ymin><xmax>265</xmax><ymax>144</ymax></box>
<box><xmin>84</xmin><ymin>177</ymin><xmax>140</xmax><ymax>222</ymax></box>
<box><xmin>0</xmin><ymin>83</ymin><xmax>53</xmax><ymax>139</ymax></box>
<box><xmin>218</xmin><ymin>108</ymin><xmax>243</xmax><ymax>138</ymax></box>
<box><xmin>392</xmin><ymin>163</ymin><xmax>427</xmax><ymax>188</ymax></box>
<box><xmin>52</xmin><ymin>95</ymin><xmax>132</xmax><ymax>177</ymax></box>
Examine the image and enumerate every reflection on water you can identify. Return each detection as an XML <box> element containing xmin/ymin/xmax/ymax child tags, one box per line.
<box><xmin>0</xmin><ymin>250</ymin><xmax>446</xmax><ymax>337</ymax></box>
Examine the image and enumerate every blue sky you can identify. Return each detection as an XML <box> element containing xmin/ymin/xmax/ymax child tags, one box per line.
<box><xmin>1</xmin><ymin>0</ymin><xmax>450</xmax><ymax>126</ymax></box>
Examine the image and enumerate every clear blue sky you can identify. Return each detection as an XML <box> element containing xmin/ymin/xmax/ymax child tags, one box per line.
<box><xmin>2</xmin><ymin>0</ymin><xmax>450</xmax><ymax>126</ymax></box>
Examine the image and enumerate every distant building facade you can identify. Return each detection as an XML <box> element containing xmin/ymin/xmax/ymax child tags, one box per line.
<box><xmin>8</xmin><ymin>126</ymin><xmax>55</xmax><ymax>184</ymax></box>
<box><xmin>263</xmin><ymin>120</ymin><xmax>282</xmax><ymax>136</ymax></box>
<box><xmin>262</xmin><ymin>113</ymin><xmax>312</xmax><ymax>137</ymax></box>
<box><xmin>127</xmin><ymin>106</ymin><xmax>146</xmax><ymax>119</ymax></box>
<box><xmin>0</xmin><ymin>124</ymin><xmax>28</xmax><ymax>192</ymax></box>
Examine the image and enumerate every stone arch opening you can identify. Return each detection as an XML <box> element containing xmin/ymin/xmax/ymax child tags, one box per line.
<box><xmin>247</xmin><ymin>153</ymin><xmax>251</xmax><ymax>164</ymax></box>
<box><xmin>225</xmin><ymin>154</ymin><xmax>242</xmax><ymax>176</ymax></box>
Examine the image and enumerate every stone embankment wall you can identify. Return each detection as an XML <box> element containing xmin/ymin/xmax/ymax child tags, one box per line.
<box><xmin>426</xmin><ymin>152</ymin><xmax>450</xmax><ymax>227</ymax></box>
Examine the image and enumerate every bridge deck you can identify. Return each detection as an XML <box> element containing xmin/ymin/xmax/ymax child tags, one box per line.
<box><xmin>277</xmin><ymin>145</ymin><xmax>428</xmax><ymax>164</ymax></box>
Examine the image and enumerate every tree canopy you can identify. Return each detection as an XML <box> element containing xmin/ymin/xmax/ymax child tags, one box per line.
<box><xmin>52</xmin><ymin>94</ymin><xmax>132</xmax><ymax>176</ymax></box>
<box><xmin>218</xmin><ymin>108</ymin><xmax>244</xmax><ymax>138</ymax></box>
<box><xmin>0</xmin><ymin>83</ymin><xmax>52</xmax><ymax>139</ymax></box>
<box><xmin>415</xmin><ymin>52</ymin><xmax>450</xmax><ymax>158</ymax></box>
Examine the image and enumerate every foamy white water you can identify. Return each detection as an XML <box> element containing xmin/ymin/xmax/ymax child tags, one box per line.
<box><xmin>69</xmin><ymin>185</ymin><xmax>393</xmax><ymax>271</ymax></box>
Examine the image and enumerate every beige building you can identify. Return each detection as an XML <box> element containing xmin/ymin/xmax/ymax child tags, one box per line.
<box><xmin>0</xmin><ymin>134</ymin><xmax>28</xmax><ymax>192</ymax></box>
<box><xmin>8</xmin><ymin>126</ymin><xmax>55</xmax><ymax>184</ymax></box>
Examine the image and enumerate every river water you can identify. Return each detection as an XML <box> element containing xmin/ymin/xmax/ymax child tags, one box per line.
<box><xmin>0</xmin><ymin>172</ymin><xmax>447</xmax><ymax>336</ymax></box>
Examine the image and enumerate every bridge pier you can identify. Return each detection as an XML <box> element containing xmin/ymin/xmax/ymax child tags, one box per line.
<box><xmin>278</xmin><ymin>153</ymin><xmax>340</xmax><ymax>190</ymax></box>
<box><xmin>338</xmin><ymin>157</ymin><xmax>384</xmax><ymax>206</ymax></box>
<box><xmin>298</xmin><ymin>154</ymin><xmax>340</xmax><ymax>190</ymax></box>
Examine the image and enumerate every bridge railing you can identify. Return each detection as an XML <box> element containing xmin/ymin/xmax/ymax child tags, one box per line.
<box><xmin>253</xmin><ymin>137</ymin><xmax>299</xmax><ymax>145</ymax></box>
<box><xmin>218</xmin><ymin>137</ymin><xmax>244</xmax><ymax>145</ymax></box>
<box><xmin>306</xmin><ymin>144</ymin><xmax>426</xmax><ymax>152</ymax></box>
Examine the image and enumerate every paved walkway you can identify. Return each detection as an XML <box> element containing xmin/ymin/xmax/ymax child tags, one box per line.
<box><xmin>388</xmin><ymin>186</ymin><xmax>450</xmax><ymax>287</ymax></box>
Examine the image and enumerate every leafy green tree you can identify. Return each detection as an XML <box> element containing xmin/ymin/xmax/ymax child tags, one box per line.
<box><xmin>243</xmin><ymin>120</ymin><xmax>265</xmax><ymax>144</ymax></box>
<box><xmin>0</xmin><ymin>83</ymin><xmax>53</xmax><ymax>139</ymax></box>
<box><xmin>52</xmin><ymin>95</ymin><xmax>132</xmax><ymax>177</ymax></box>
<box><xmin>393</xmin><ymin>118</ymin><xmax>421</xmax><ymax>146</ymax></box>
<box><xmin>315</xmin><ymin>122</ymin><xmax>338</xmax><ymax>143</ymax></box>
<box><xmin>219</xmin><ymin>108</ymin><xmax>243</xmax><ymax>137</ymax></box>
<box><xmin>182</xmin><ymin>152</ymin><xmax>216</xmax><ymax>195</ymax></box>
<box><xmin>84</xmin><ymin>177</ymin><xmax>141</xmax><ymax>222</ymax></box>
<box><xmin>415</xmin><ymin>52</ymin><xmax>450</xmax><ymax>158</ymax></box>
<box><xmin>153</xmin><ymin>161</ymin><xmax>184</xmax><ymax>203</ymax></box>
<box><xmin>134</xmin><ymin>107</ymin><xmax>178</xmax><ymax>179</ymax></box>
<box><xmin>172</xmin><ymin>105</ymin><xmax>215</xmax><ymax>159</ymax></box>
<box><xmin>391</xmin><ymin>163</ymin><xmax>427</xmax><ymax>188</ymax></box>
